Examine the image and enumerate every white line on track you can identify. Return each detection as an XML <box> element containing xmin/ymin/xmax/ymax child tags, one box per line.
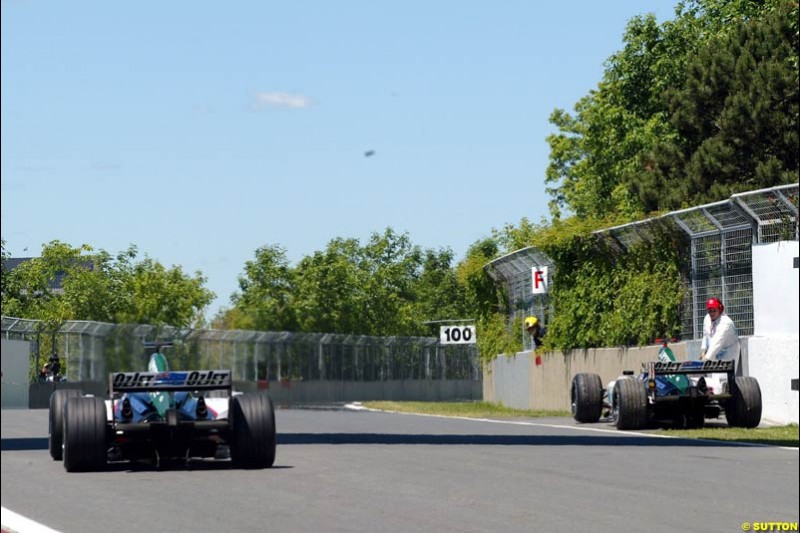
<box><xmin>344</xmin><ymin>403</ymin><xmax>799</xmax><ymax>451</ymax></box>
<box><xmin>1</xmin><ymin>507</ymin><xmax>61</xmax><ymax>533</ymax></box>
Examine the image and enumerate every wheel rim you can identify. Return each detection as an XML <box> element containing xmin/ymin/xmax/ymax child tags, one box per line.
<box><xmin>570</xmin><ymin>385</ymin><xmax>577</xmax><ymax>416</ymax></box>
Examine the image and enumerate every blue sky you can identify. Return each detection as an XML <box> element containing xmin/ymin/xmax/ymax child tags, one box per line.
<box><xmin>1</xmin><ymin>1</ymin><xmax>678</xmax><ymax>318</ymax></box>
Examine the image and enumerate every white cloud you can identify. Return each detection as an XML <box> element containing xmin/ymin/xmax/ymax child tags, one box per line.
<box><xmin>254</xmin><ymin>92</ymin><xmax>313</xmax><ymax>109</ymax></box>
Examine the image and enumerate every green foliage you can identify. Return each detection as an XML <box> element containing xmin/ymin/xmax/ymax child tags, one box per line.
<box><xmin>223</xmin><ymin>228</ymin><xmax>471</xmax><ymax>338</ymax></box>
<box><xmin>228</xmin><ymin>244</ymin><xmax>297</xmax><ymax>331</ymax></box>
<box><xmin>476</xmin><ymin>313</ymin><xmax>523</xmax><ymax>365</ymax></box>
<box><xmin>495</xmin><ymin>0</ymin><xmax>798</xmax><ymax>356</ymax></box>
<box><xmin>1</xmin><ymin>241</ymin><xmax>213</xmax><ymax>328</ymax></box>
<box><xmin>477</xmin><ymin>216</ymin><xmax>688</xmax><ymax>353</ymax></box>
<box><xmin>1</xmin><ymin>239</ymin><xmax>10</xmax><ymax>301</ymax></box>
<box><xmin>118</xmin><ymin>256</ymin><xmax>214</xmax><ymax>327</ymax></box>
<box><xmin>645</xmin><ymin>4</ymin><xmax>799</xmax><ymax>210</ymax></box>
<box><xmin>545</xmin><ymin>0</ymin><xmax>796</xmax><ymax>219</ymax></box>
<box><xmin>547</xmin><ymin>222</ymin><xmax>687</xmax><ymax>349</ymax></box>
<box><xmin>456</xmin><ymin>237</ymin><xmax>504</xmax><ymax>319</ymax></box>
<box><xmin>415</xmin><ymin>248</ymin><xmax>469</xmax><ymax>326</ymax></box>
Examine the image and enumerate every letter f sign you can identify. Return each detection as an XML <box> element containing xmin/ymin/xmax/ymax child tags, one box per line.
<box><xmin>532</xmin><ymin>267</ymin><xmax>548</xmax><ymax>294</ymax></box>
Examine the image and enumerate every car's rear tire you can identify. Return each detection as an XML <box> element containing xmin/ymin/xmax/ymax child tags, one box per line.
<box><xmin>49</xmin><ymin>389</ymin><xmax>81</xmax><ymax>460</ymax></box>
<box><xmin>571</xmin><ymin>373</ymin><xmax>603</xmax><ymax>423</ymax></box>
<box><xmin>614</xmin><ymin>378</ymin><xmax>648</xmax><ymax>430</ymax></box>
<box><xmin>230</xmin><ymin>394</ymin><xmax>276</xmax><ymax>468</ymax></box>
<box><xmin>63</xmin><ymin>396</ymin><xmax>108</xmax><ymax>472</ymax></box>
<box><xmin>725</xmin><ymin>376</ymin><xmax>762</xmax><ymax>428</ymax></box>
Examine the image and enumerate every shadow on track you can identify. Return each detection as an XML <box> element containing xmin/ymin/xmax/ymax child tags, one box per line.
<box><xmin>0</xmin><ymin>433</ymin><xmax>766</xmax><ymax>453</ymax></box>
<box><xmin>1</xmin><ymin>437</ymin><xmax>48</xmax><ymax>451</ymax></box>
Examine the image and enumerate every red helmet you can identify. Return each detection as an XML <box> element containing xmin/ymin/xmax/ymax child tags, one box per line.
<box><xmin>706</xmin><ymin>297</ymin><xmax>723</xmax><ymax>312</ymax></box>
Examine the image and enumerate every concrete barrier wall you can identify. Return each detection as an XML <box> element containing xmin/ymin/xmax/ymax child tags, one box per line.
<box><xmin>745</xmin><ymin>336</ymin><xmax>799</xmax><ymax>425</ymax></box>
<box><xmin>236</xmin><ymin>379</ymin><xmax>481</xmax><ymax>405</ymax></box>
<box><xmin>28</xmin><ymin>381</ymin><xmax>105</xmax><ymax>409</ymax></box>
<box><xmin>486</xmin><ymin>343</ymin><xmax>689</xmax><ymax>411</ymax></box>
<box><xmin>1</xmin><ymin>339</ymin><xmax>31</xmax><ymax>409</ymax></box>
<box><xmin>484</xmin><ymin>336</ymin><xmax>798</xmax><ymax>424</ymax></box>
<box><xmin>27</xmin><ymin>379</ymin><xmax>482</xmax><ymax>409</ymax></box>
<box><xmin>480</xmin><ymin>353</ymin><xmax>531</xmax><ymax>410</ymax></box>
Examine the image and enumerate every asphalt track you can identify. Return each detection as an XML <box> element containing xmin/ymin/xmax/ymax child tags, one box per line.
<box><xmin>2</xmin><ymin>407</ymin><xmax>798</xmax><ymax>533</ymax></box>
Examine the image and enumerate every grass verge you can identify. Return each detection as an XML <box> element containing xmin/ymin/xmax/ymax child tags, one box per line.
<box><xmin>360</xmin><ymin>401</ymin><xmax>570</xmax><ymax>419</ymax></box>
<box><xmin>360</xmin><ymin>402</ymin><xmax>798</xmax><ymax>448</ymax></box>
<box><xmin>655</xmin><ymin>424</ymin><xmax>798</xmax><ymax>448</ymax></box>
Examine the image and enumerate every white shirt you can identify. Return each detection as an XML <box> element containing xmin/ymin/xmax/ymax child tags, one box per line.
<box><xmin>702</xmin><ymin>312</ymin><xmax>740</xmax><ymax>362</ymax></box>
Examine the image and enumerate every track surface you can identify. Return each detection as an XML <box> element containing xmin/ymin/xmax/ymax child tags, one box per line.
<box><xmin>2</xmin><ymin>407</ymin><xmax>798</xmax><ymax>533</ymax></box>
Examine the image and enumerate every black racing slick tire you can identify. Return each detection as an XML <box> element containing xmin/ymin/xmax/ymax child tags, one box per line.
<box><xmin>230</xmin><ymin>394</ymin><xmax>277</xmax><ymax>469</ymax></box>
<box><xmin>63</xmin><ymin>396</ymin><xmax>108</xmax><ymax>472</ymax></box>
<box><xmin>614</xmin><ymin>378</ymin><xmax>648</xmax><ymax>430</ymax></box>
<box><xmin>725</xmin><ymin>376</ymin><xmax>762</xmax><ymax>428</ymax></box>
<box><xmin>571</xmin><ymin>373</ymin><xmax>603</xmax><ymax>423</ymax></box>
<box><xmin>49</xmin><ymin>389</ymin><xmax>82</xmax><ymax>460</ymax></box>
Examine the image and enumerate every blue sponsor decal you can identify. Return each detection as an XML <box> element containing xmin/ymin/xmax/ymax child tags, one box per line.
<box><xmin>153</xmin><ymin>372</ymin><xmax>188</xmax><ymax>385</ymax></box>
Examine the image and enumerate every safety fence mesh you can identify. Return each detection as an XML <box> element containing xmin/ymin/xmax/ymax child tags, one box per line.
<box><xmin>485</xmin><ymin>184</ymin><xmax>798</xmax><ymax>342</ymax></box>
<box><xmin>1</xmin><ymin>317</ymin><xmax>480</xmax><ymax>383</ymax></box>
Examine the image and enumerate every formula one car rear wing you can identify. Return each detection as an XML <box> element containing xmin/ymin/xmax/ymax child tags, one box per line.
<box><xmin>644</xmin><ymin>360</ymin><xmax>735</xmax><ymax>375</ymax></box>
<box><xmin>143</xmin><ymin>341</ymin><xmax>174</xmax><ymax>350</ymax></box>
<box><xmin>110</xmin><ymin>370</ymin><xmax>233</xmax><ymax>395</ymax></box>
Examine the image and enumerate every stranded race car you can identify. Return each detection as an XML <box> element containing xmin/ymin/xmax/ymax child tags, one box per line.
<box><xmin>570</xmin><ymin>340</ymin><xmax>762</xmax><ymax>430</ymax></box>
<box><xmin>48</xmin><ymin>344</ymin><xmax>276</xmax><ymax>472</ymax></box>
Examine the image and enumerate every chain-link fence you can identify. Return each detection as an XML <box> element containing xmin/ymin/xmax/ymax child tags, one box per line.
<box><xmin>598</xmin><ymin>184</ymin><xmax>797</xmax><ymax>339</ymax></box>
<box><xmin>1</xmin><ymin>317</ymin><xmax>480</xmax><ymax>383</ymax></box>
<box><xmin>484</xmin><ymin>247</ymin><xmax>553</xmax><ymax>350</ymax></box>
<box><xmin>486</xmin><ymin>184</ymin><xmax>798</xmax><ymax>343</ymax></box>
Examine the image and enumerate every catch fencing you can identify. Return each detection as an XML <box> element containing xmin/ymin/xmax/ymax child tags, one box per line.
<box><xmin>0</xmin><ymin>317</ymin><xmax>480</xmax><ymax>384</ymax></box>
<box><xmin>484</xmin><ymin>247</ymin><xmax>552</xmax><ymax>350</ymax></box>
<box><xmin>486</xmin><ymin>184</ymin><xmax>798</xmax><ymax>342</ymax></box>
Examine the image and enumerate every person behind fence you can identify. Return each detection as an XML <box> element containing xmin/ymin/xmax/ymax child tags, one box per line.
<box><xmin>524</xmin><ymin>316</ymin><xmax>547</xmax><ymax>349</ymax></box>
<box><xmin>39</xmin><ymin>363</ymin><xmax>51</xmax><ymax>381</ymax></box>
<box><xmin>701</xmin><ymin>297</ymin><xmax>740</xmax><ymax>362</ymax></box>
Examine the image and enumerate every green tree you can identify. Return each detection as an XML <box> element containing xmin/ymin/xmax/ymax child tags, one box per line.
<box><xmin>116</xmin><ymin>255</ymin><xmax>214</xmax><ymax>328</ymax></box>
<box><xmin>224</xmin><ymin>228</ymin><xmax>473</xmax><ymax>337</ymax></box>
<box><xmin>545</xmin><ymin>0</ymin><xmax>791</xmax><ymax>219</ymax></box>
<box><xmin>644</xmin><ymin>4</ymin><xmax>799</xmax><ymax>210</ymax></box>
<box><xmin>293</xmin><ymin>237</ymin><xmax>366</xmax><ymax>334</ymax></box>
<box><xmin>0</xmin><ymin>241</ymin><xmax>95</xmax><ymax>324</ymax></box>
<box><xmin>1</xmin><ymin>238</ymin><xmax>18</xmax><ymax>314</ymax></box>
<box><xmin>414</xmin><ymin>248</ymin><xmax>468</xmax><ymax>326</ymax></box>
<box><xmin>359</xmin><ymin>228</ymin><xmax>424</xmax><ymax>336</ymax></box>
<box><xmin>456</xmin><ymin>238</ymin><xmax>504</xmax><ymax>321</ymax></box>
<box><xmin>227</xmin><ymin>244</ymin><xmax>297</xmax><ymax>331</ymax></box>
<box><xmin>1</xmin><ymin>241</ymin><xmax>213</xmax><ymax>328</ymax></box>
